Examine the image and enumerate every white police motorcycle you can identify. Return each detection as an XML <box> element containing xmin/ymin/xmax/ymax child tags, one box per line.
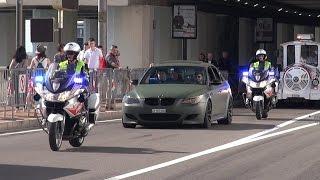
<box><xmin>242</xmin><ymin>68</ymin><xmax>277</xmax><ymax>119</ymax></box>
<box><xmin>33</xmin><ymin>64</ymin><xmax>99</xmax><ymax>151</ymax></box>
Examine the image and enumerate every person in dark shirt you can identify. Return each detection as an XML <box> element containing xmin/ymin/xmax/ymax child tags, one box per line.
<box><xmin>106</xmin><ymin>45</ymin><xmax>120</xmax><ymax>69</ymax></box>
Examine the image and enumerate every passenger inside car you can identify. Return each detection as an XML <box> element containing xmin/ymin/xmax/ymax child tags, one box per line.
<box><xmin>195</xmin><ymin>73</ymin><xmax>204</xmax><ymax>84</ymax></box>
<box><xmin>157</xmin><ymin>71</ymin><xmax>167</xmax><ymax>83</ymax></box>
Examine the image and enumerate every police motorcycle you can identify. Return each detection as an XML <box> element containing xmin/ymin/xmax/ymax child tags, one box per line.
<box><xmin>242</xmin><ymin>68</ymin><xmax>277</xmax><ymax>119</ymax></box>
<box><xmin>33</xmin><ymin>64</ymin><xmax>100</xmax><ymax>151</ymax></box>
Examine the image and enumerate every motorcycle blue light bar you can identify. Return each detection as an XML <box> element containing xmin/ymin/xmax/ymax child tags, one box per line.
<box><xmin>35</xmin><ymin>76</ymin><xmax>44</xmax><ymax>82</ymax></box>
<box><xmin>74</xmin><ymin>77</ymin><xmax>83</xmax><ymax>84</ymax></box>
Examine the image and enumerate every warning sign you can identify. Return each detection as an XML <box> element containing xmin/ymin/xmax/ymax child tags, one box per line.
<box><xmin>19</xmin><ymin>74</ymin><xmax>27</xmax><ymax>93</ymax></box>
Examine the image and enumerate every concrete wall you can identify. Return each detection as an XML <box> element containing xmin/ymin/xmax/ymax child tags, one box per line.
<box><xmin>238</xmin><ymin>18</ymin><xmax>255</xmax><ymax>66</ymax></box>
<box><xmin>84</xmin><ymin>19</ymin><xmax>98</xmax><ymax>45</ymax></box>
<box><xmin>0</xmin><ymin>13</ymin><xmax>16</xmax><ymax>66</ymax></box>
<box><xmin>107</xmin><ymin>5</ymin><xmax>154</xmax><ymax>68</ymax></box>
<box><xmin>153</xmin><ymin>6</ymin><xmax>182</xmax><ymax>62</ymax></box>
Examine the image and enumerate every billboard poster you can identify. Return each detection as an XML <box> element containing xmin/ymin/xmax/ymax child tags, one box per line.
<box><xmin>172</xmin><ymin>5</ymin><xmax>197</xmax><ymax>39</ymax></box>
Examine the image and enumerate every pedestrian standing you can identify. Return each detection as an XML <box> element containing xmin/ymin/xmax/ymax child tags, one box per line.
<box><xmin>29</xmin><ymin>44</ymin><xmax>51</xmax><ymax>69</ymax></box>
<box><xmin>207</xmin><ymin>52</ymin><xmax>220</xmax><ymax>67</ymax></box>
<box><xmin>84</xmin><ymin>38</ymin><xmax>103</xmax><ymax>70</ymax></box>
<box><xmin>26</xmin><ymin>45</ymin><xmax>51</xmax><ymax>109</ymax></box>
<box><xmin>105</xmin><ymin>45</ymin><xmax>121</xmax><ymax>110</ymax></box>
<box><xmin>53</xmin><ymin>43</ymin><xmax>65</xmax><ymax>63</ymax></box>
<box><xmin>199</xmin><ymin>51</ymin><xmax>207</xmax><ymax>62</ymax></box>
<box><xmin>98</xmin><ymin>45</ymin><xmax>107</xmax><ymax>69</ymax></box>
<box><xmin>106</xmin><ymin>45</ymin><xmax>120</xmax><ymax>69</ymax></box>
<box><xmin>77</xmin><ymin>42</ymin><xmax>89</xmax><ymax>61</ymax></box>
<box><xmin>8</xmin><ymin>46</ymin><xmax>28</xmax><ymax>112</ymax></box>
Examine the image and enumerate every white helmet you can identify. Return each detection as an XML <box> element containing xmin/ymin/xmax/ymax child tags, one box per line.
<box><xmin>63</xmin><ymin>42</ymin><xmax>81</xmax><ymax>53</ymax></box>
<box><xmin>256</xmin><ymin>49</ymin><xmax>267</xmax><ymax>56</ymax></box>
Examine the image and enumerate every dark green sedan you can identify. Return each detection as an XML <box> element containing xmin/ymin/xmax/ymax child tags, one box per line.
<box><xmin>122</xmin><ymin>61</ymin><xmax>233</xmax><ymax>128</ymax></box>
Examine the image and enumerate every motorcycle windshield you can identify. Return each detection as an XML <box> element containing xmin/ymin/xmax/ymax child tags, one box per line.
<box><xmin>250</xmin><ymin>69</ymin><xmax>269</xmax><ymax>82</ymax></box>
<box><xmin>44</xmin><ymin>63</ymin><xmax>87</xmax><ymax>94</ymax></box>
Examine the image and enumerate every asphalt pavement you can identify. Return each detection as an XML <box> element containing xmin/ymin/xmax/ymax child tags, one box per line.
<box><xmin>0</xmin><ymin>108</ymin><xmax>319</xmax><ymax>180</ymax></box>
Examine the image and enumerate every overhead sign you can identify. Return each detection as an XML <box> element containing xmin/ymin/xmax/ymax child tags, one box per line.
<box><xmin>172</xmin><ymin>5</ymin><xmax>197</xmax><ymax>39</ymax></box>
<box><xmin>255</xmin><ymin>18</ymin><xmax>273</xmax><ymax>42</ymax></box>
<box><xmin>30</xmin><ymin>19</ymin><xmax>54</xmax><ymax>42</ymax></box>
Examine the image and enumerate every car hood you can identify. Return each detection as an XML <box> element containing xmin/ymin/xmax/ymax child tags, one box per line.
<box><xmin>130</xmin><ymin>84</ymin><xmax>208</xmax><ymax>99</ymax></box>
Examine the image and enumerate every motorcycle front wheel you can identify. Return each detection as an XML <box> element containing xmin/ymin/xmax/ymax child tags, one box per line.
<box><xmin>49</xmin><ymin>121</ymin><xmax>63</xmax><ymax>151</ymax></box>
<box><xmin>255</xmin><ymin>101</ymin><xmax>263</xmax><ymax>120</ymax></box>
<box><xmin>69</xmin><ymin>136</ymin><xmax>85</xmax><ymax>147</ymax></box>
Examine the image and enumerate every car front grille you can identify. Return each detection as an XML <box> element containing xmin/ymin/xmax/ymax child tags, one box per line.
<box><xmin>144</xmin><ymin>98</ymin><xmax>176</xmax><ymax>106</ymax></box>
<box><xmin>139</xmin><ymin>114</ymin><xmax>181</xmax><ymax>122</ymax></box>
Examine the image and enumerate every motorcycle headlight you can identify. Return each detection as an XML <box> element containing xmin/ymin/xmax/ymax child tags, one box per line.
<box><xmin>182</xmin><ymin>96</ymin><xmax>202</xmax><ymax>104</ymax></box>
<box><xmin>259</xmin><ymin>81</ymin><xmax>267</xmax><ymax>87</ymax></box>
<box><xmin>123</xmin><ymin>96</ymin><xmax>140</xmax><ymax>104</ymax></box>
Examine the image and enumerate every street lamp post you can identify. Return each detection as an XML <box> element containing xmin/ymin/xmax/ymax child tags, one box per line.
<box><xmin>16</xmin><ymin>0</ymin><xmax>23</xmax><ymax>47</ymax></box>
<box><xmin>98</xmin><ymin>0</ymin><xmax>107</xmax><ymax>49</ymax></box>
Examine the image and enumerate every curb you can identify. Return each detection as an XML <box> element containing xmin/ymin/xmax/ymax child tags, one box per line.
<box><xmin>0</xmin><ymin>111</ymin><xmax>122</xmax><ymax>133</ymax></box>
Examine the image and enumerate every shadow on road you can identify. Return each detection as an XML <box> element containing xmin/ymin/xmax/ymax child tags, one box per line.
<box><xmin>135</xmin><ymin>123</ymin><xmax>275</xmax><ymax>131</ymax></box>
<box><xmin>212</xmin><ymin>123</ymin><xmax>275</xmax><ymax>130</ymax></box>
<box><xmin>62</xmin><ymin>146</ymin><xmax>188</xmax><ymax>154</ymax></box>
<box><xmin>0</xmin><ymin>164</ymin><xmax>86</xmax><ymax>180</ymax></box>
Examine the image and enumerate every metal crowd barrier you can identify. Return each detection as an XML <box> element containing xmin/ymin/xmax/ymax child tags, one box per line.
<box><xmin>0</xmin><ymin>67</ymin><xmax>148</xmax><ymax>120</ymax></box>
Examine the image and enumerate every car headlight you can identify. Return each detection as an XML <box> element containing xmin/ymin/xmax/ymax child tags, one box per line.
<box><xmin>123</xmin><ymin>96</ymin><xmax>140</xmax><ymax>104</ymax></box>
<box><xmin>181</xmin><ymin>96</ymin><xmax>201</xmax><ymax>104</ymax></box>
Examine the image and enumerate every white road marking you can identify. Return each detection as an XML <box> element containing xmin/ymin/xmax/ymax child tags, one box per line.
<box><xmin>0</xmin><ymin>129</ymin><xmax>43</xmax><ymax>137</ymax></box>
<box><xmin>0</xmin><ymin>119</ymin><xmax>122</xmax><ymax>137</ymax></box>
<box><xmin>98</xmin><ymin>119</ymin><xmax>122</xmax><ymax>123</ymax></box>
<box><xmin>105</xmin><ymin>111</ymin><xmax>320</xmax><ymax>180</ymax></box>
<box><xmin>240</xmin><ymin>110</ymin><xmax>320</xmax><ymax>141</ymax></box>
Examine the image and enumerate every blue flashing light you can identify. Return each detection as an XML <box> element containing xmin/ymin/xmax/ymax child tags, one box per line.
<box><xmin>242</xmin><ymin>71</ymin><xmax>249</xmax><ymax>76</ymax></box>
<box><xmin>268</xmin><ymin>71</ymin><xmax>275</xmax><ymax>76</ymax></box>
<box><xmin>35</xmin><ymin>76</ymin><xmax>44</xmax><ymax>82</ymax></box>
<box><xmin>74</xmin><ymin>77</ymin><xmax>83</xmax><ymax>84</ymax></box>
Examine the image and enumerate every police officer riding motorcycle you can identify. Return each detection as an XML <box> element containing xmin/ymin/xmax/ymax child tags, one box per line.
<box><xmin>242</xmin><ymin>49</ymin><xmax>278</xmax><ymax>119</ymax></box>
<box><xmin>33</xmin><ymin>42</ymin><xmax>100</xmax><ymax>151</ymax></box>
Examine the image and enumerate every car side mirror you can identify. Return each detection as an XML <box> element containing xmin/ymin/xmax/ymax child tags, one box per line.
<box><xmin>131</xmin><ymin>79</ymin><xmax>139</xmax><ymax>86</ymax></box>
<box><xmin>210</xmin><ymin>80</ymin><xmax>222</xmax><ymax>85</ymax></box>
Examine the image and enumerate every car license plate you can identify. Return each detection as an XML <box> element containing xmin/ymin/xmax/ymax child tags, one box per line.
<box><xmin>292</xmin><ymin>94</ymin><xmax>300</xmax><ymax>97</ymax></box>
<box><xmin>152</xmin><ymin>109</ymin><xmax>166</xmax><ymax>113</ymax></box>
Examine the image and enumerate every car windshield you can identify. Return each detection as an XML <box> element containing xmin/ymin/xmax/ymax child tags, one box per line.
<box><xmin>250</xmin><ymin>69</ymin><xmax>269</xmax><ymax>82</ymax></box>
<box><xmin>140</xmin><ymin>66</ymin><xmax>207</xmax><ymax>85</ymax></box>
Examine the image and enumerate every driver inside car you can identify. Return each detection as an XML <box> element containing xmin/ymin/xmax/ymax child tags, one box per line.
<box><xmin>195</xmin><ymin>73</ymin><xmax>204</xmax><ymax>85</ymax></box>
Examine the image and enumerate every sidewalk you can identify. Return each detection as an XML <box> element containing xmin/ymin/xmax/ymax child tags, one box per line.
<box><xmin>0</xmin><ymin>105</ymin><xmax>122</xmax><ymax>133</ymax></box>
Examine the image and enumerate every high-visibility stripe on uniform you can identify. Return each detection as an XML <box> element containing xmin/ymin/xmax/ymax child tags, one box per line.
<box><xmin>59</xmin><ymin>60</ymin><xmax>85</xmax><ymax>73</ymax></box>
<box><xmin>253</xmin><ymin>61</ymin><xmax>271</xmax><ymax>70</ymax></box>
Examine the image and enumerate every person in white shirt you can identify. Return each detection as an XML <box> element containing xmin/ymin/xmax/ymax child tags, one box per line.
<box><xmin>77</xmin><ymin>42</ymin><xmax>89</xmax><ymax>61</ymax></box>
<box><xmin>84</xmin><ymin>38</ymin><xmax>103</xmax><ymax>70</ymax></box>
